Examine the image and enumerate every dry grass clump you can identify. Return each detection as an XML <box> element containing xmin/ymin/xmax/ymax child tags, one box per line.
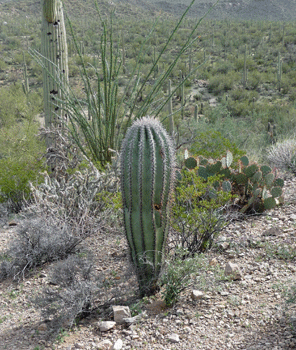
<box><xmin>267</xmin><ymin>138</ymin><xmax>296</xmax><ymax>174</ymax></box>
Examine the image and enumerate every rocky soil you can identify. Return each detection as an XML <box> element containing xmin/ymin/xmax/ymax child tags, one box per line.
<box><xmin>1</xmin><ymin>173</ymin><xmax>296</xmax><ymax>350</ymax></box>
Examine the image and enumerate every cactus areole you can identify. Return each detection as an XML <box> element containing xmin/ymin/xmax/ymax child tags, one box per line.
<box><xmin>120</xmin><ymin>117</ymin><xmax>175</xmax><ymax>296</ymax></box>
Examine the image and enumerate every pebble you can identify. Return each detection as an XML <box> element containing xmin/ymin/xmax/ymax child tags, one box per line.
<box><xmin>111</xmin><ymin>339</ymin><xmax>123</xmax><ymax>350</ymax></box>
<box><xmin>167</xmin><ymin>333</ymin><xmax>180</xmax><ymax>343</ymax></box>
<box><xmin>99</xmin><ymin>321</ymin><xmax>116</xmax><ymax>332</ymax></box>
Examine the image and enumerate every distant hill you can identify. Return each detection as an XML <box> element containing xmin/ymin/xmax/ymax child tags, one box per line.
<box><xmin>118</xmin><ymin>0</ymin><xmax>296</xmax><ymax>21</ymax></box>
<box><xmin>0</xmin><ymin>0</ymin><xmax>296</xmax><ymax>21</ymax></box>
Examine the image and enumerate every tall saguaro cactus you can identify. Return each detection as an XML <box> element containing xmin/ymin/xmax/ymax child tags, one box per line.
<box><xmin>120</xmin><ymin>117</ymin><xmax>175</xmax><ymax>296</ymax></box>
<box><xmin>41</xmin><ymin>0</ymin><xmax>68</xmax><ymax>146</ymax></box>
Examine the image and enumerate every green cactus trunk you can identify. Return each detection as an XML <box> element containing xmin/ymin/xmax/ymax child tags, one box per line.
<box><xmin>120</xmin><ymin>117</ymin><xmax>175</xmax><ymax>296</ymax></box>
<box><xmin>41</xmin><ymin>0</ymin><xmax>69</xmax><ymax>147</ymax></box>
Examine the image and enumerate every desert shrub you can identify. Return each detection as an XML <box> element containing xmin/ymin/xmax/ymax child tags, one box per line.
<box><xmin>0</xmin><ymin>217</ymin><xmax>83</xmax><ymax>281</ymax></box>
<box><xmin>160</xmin><ymin>249</ymin><xmax>197</xmax><ymax>307</ymax></box>
<box><xmin>0</xmin><ymin>58</ymin><xmax>7</xmax><ymax>72</ymax></box>
<box><xmin>212</xmin><ymin>60</ymin><xmax>233</xmax><ymax>75</ymax></box>
<box><xmin>233</xmin><ymin>55</ymin><xmax>256</xmax><ymax>71</ymax></box>
<box><xmin>267</xmin><ymin>138</ymin><xmax>296</xmax><ymax>174</ymax></box>
<box><xmin>33</xmin><ymin>255</ymin><xmax>102</xmax><ymax>332</ymax></box>
<box><xmin>190</xmin><ymin>130</ymin><xmax>245</xmax><ymax>161</ymax></box>
<box><xmin>227</xmin><ymin>98</ymin><xmax>252</xmax><ymax>117</ymax></box>
<box><xmin>30</xmin><ymin>128</ymin><xmax>122</xmax><ymax>241</ymax></box>
<box><xmin>0</xmin><ymin>122</ymin><xmax>46</xmax><ymax>212</ymax></box>
<box><xmin>208</xmin><ymin>72</ymin><xmax>238</xmax><ymax>95</ymax></box>
<box><xmin>169</xmin><ymin>169</ymin><xmax>232</xmax><ymax>257</ymax></box>
<box><xmin>0</xmin><ymin>157</ymin><xmax>44</xmax><ymax>213</ymax></box>
<box><xmin>0</xmin><ymin>83</ymin><xmax>43</xmax><ymax>127</ymax></box>
<box><xmin>68</xmin><ymin>61</ymin><xmax>80</xmax><ymax>77</ymax></box>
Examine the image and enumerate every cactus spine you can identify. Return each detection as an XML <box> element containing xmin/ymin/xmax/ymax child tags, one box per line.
<box><xmin>120</xmin><ymin>117</ymin><xmax>175</xmax><ymax>296</ymax></box>
<box><xmin>41</xmin><ymin>0</ymin><xmax>69</xmax><ymax>146</ymax></box>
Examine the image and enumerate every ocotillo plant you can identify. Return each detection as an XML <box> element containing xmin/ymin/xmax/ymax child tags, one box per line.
<box><xmin>120</xmin><ymin>117</ymin><xmax>175</xmax><ymax>297</ymax></box>
<box><xmin>121</xmin><ymin>30</ymin><xmax>126</xmax><ymax>74</ymax></box>
<box><xmin>41</xmin><ymin>0</ymin><xmax>69</xmax><ymax>146</ymax></box>
<box><xmin>168</xmin><ymin>79</ymin><xmax>174</xmax><ymax>136</ymax></box>
<box><xmin>181</xmin><ymin>78</ymin><xmax>185</xmax><ymax>119</ymax></box>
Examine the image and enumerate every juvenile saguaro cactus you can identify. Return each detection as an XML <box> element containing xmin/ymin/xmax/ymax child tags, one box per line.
<box><xmin>242</xmin><ymin>44</ymin><xmax>248</xmax><ymax>89</ymax></box>
<box><xmin>277</xmin><ymin>52</ymin><xmax>282</xmax><ymax>92</ymax></box>
<box><xmin>120</xmin><ymin>117</ymin><xmax>175</xmax><ymax>296</ymax></box>
<box><xmin>41</xmin><ymin>0</ymin><xmax>68</xmax><ymax>146</ymax></box>
<box><xmin>22</xmin><ymin>55</ymin><xmax>30</xmax><ymax>98</ymax></box>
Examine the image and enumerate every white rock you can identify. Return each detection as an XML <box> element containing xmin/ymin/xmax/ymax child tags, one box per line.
<box><xmin>191</xmin><ymin>290</ymin><xmax>204</xmax><ymax>300</ymax></box>
<box><xmin>112</xmin><ymin>305</ymin><xmax>131</xmax><ymax>324</ymax></box>
<box><xmin>99</xmin><ymin>321</ymin><xmax>116</xmax><ymax>332</ymax></box>
<box><xmin>111</xmin><ymin>339</ymin><xmax>123</xmax><ymax>350</ymax></box>
<box><xmin>167</xmin><ymin>333</ymin><xmax>180</xmax><ymax>343</ymax></box>
<box><xmin>224</xmin><ymin>262</ymin><xmax>243</xmax><ymax>280</ymax></box>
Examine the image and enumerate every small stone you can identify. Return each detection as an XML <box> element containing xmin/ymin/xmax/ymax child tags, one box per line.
<box><xmin>220</xmin><ymin>242</ymin><xmax>230</xmax><ymax>250</ymax></box>
<box><xmin>96</xmin><ymin>339</ymin><xmax>112</xmax><ymax>349</ymax></box>
<box><xmin>99</xmin><ymin>321</ymin><xmax>116</xmax><ymax>332</ymax></box>
<box><xmin>209</xmin><ymin>258</ymin><xmax>218</xmax><ymax>266</ymax></box>
<box><xmin>220</xmin><ymin>291</ymin><xmax>229</xmax><ymax>296</ymax></box>
<box><xmin>122</xmin><ymin>314</ymin><xmax>142</xmax><ymax>326</ymax></box>
<box><xmin>191</xmin><ymin>290</ymin><xmax>204</xmax><ymax>300</ymax></box>
<box><xmin>111</xmin><ymin>339</ymin><xmax>123</xmax><ymax>350</ymax></box>
<box><xmin>290</xmin><ymin>214</ymin><xmax>296</xmax><ymax>221</ymax></box>
<box><xmin>262</xmin><ymin>226</ymin><xmax>279</xmax><ymax>236</ymax></box>
<box><xmin>224</xmin><ymin>262</ymin><xmax>243</xmax><ymax>280</ymax></box>
<box><xmin>37</xmin><ymin>323</ymin><xmax>47</xmax><ymax>332</ymax></box>
<box><xmin>167</xmin><ymin>333</ymin><xmax>180</xmax><ymax>343</ymax></box>
<box><xmin>113</xmin><ymin>305</ymin><xmax>131</xmax><ymax>324</ymax></box>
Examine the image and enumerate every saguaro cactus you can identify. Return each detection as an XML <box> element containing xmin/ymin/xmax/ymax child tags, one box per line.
<box><xmin>22</xmin><ymin>55</ymin><xmax>30</xmax><ymax>98</ymax></box>
<box><xmin>277</xmin><ymin>52</ymin><xmax>282</xmax><ymax>92</ymax></box>
<box><xmin>242</xmin><ymin>44</ymin><xmax>248</xmax><ymax>89</ymax></box>
<box><xmin>41</xmin><ymin>0</ymin><xmax>68</xmax><ymax>146</ymax></box>
<box><xmin>120</xmin><ymin>117</ymin><xmax>175</xmax><ymax>296</ymax></box>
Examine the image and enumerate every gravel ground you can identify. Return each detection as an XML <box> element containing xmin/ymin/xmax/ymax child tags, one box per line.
<box><xmin>1</xmin><ymin>173</ymin><xmax>296</xmax><ymax>350</ymax></box>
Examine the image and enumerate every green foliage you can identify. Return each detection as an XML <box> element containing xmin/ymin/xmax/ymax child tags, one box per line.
<box><xmin>0</xmin><ymin>84</ymin><xmax>42</xmax><ymax>127</ymax></box>
<box><xmin>190</xmin><ymin>130</ymin><xmax>245</xmax><ymax>161</ymax></box>
<box><xmin>0</xmin><ymin>122</ymin><xmax>46</xmax><ymax>212</ymax></box>
<box><xmin>171</xmin><ymin>168</ymin><xmax>232</xmax><ymax>256</ymax></box>
<box><xmin>161</xmin><ymin>249</ymin><xmax>196</xmax><ymax>307</ymax></box>
<box><xmin>208</xmin><ymin>71</ymin><xmax>239</xmax><ymax>95</ymax></box>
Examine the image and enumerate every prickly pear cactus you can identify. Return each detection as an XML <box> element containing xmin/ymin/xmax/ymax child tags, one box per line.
<box><xmin>120</xmin><ymin>117</ymin><xmax>175</xmax><ymax>296</ymax></box>
<box><xmin>183</xmin><ymin>150</ymin><xmax>284</xmax><ymax>214</ymax></box>
<box><xmin>41</xmin><ymin>0</ymin><xmax>68</xmax><ymax>146</ymax></box>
